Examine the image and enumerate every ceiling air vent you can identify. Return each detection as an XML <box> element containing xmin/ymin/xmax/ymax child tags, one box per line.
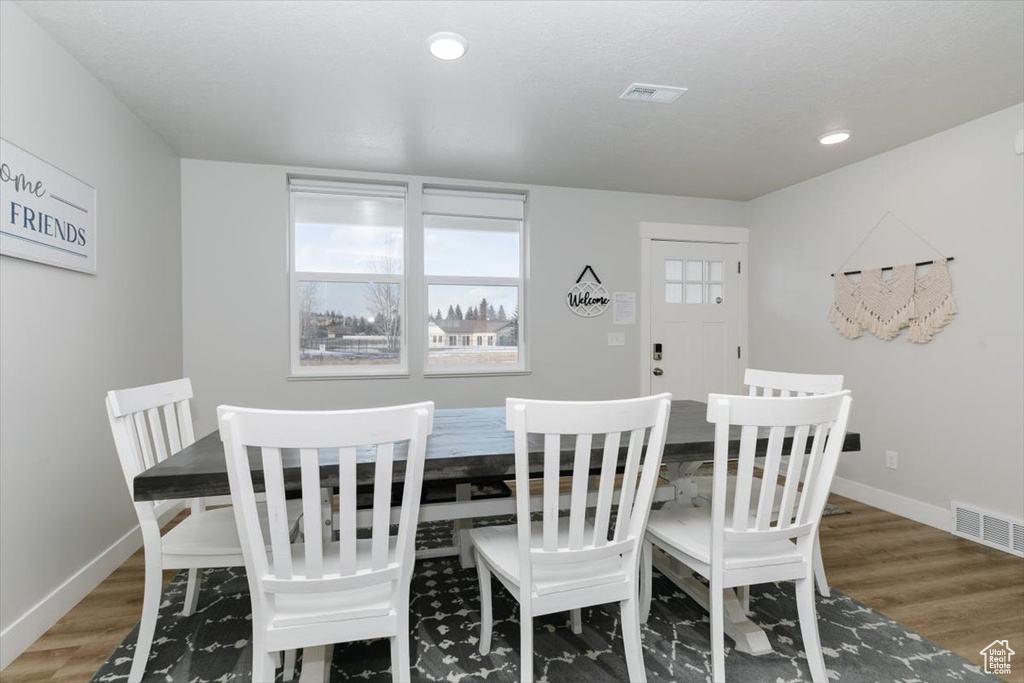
<box><xmin>619</xmin><ymin>83</ymin><xmax>688</xmax><ymax>104</ymax></box>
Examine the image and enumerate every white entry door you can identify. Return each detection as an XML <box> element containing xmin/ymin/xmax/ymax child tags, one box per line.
<box><xmin>648</xmin><ymin>240</ymin><xmax>744</xmax><ymax>400</ymax></box>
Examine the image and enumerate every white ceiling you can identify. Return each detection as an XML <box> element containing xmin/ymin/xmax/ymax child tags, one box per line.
<box><xmin>17</xmin><ymin>0</ymin><xmax>1024</xmax><ymax>200</ymax></box>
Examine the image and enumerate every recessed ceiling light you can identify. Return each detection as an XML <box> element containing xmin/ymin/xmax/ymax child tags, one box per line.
<box><xmin>429</xmin><ymin>32</ymin><xmax>467</xmax><ymax>60</ymax></box>
<box><xmin>818</xmin><ymin>130</ymin><xmax>852</xmax><ymax>146</ymax></box>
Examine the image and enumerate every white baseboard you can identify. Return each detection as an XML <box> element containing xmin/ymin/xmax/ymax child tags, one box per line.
<box><xmin>831</xmin><ymin>476</ymin><xmax>949</xmax><ymax>530</ymax></box>
<box><xmin>0</xmin><ymin>502</ymin><xmax>184</xmax><ymax>670</ymax></box>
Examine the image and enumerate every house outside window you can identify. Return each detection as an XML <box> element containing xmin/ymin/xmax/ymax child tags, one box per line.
<box><xmin>289</xmin><ymin>179</ymin><xmax>408</xmax><ymax>377</ymax></box>
<box><xmin>423</xmin><ymin>187</ymin><xmax>526</xmax><ymax>374</ymax></box>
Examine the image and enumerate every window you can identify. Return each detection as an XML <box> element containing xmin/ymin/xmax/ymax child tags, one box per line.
<box><xmin>423</xmin><ymin>188</ymin><xmax>526</xmax><ymax>374</ymax></box>
<box><xmin>290</xmin><ymin>179</ymin><xmax>407</xmax><ymax>376</ymax></box>
<box><xmin>665</xmin><ymin>258</ymin><xmax>724</xmax><ymax>305</ymax></box>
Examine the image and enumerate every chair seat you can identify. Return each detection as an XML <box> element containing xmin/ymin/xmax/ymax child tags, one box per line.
<box><xmin>470</xmin><ymin>520</ymin><xmax>628</xmax><ymax>597</ymax></box>
<box><xmin>162</xmin><ymin>500</ymin><xmax>302</xmax><ymax>556</ymax></box>
<box><xmin>645</xmin><ymin>507</ymin><xmax>802</xmax><ymax>572</ymax></box>
<box><xmin>271</xmin><ymin>538</ymin><xmax>398</xmax><ymax>628</ymax></box>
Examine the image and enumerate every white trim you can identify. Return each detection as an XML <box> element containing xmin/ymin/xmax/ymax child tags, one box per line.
<box><xmin>289</xmin><ymin>368</ymin><xmax>411</xmax><ymax>380</ymax></box>
<box><xmin>0</xmin><ymin>502</ymin><xmax>184</xmax><ymax>670</ymax></box>
<box><xmin>638</xmin><ymin>222</ymin><xmax>749</xmax><ymax>397</ymax></box>
<box><xmin>830</xmin><ymin>476</ymin><xmax>949</xmax><ymax>530</ymax></box>
<box><xmin>424</xmin><ymin>365</ymin><xmax>527</xmax><ymax>377</ymax></box>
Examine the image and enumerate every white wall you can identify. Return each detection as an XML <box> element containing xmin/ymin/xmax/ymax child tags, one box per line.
<box><xmin>746</xmin><ymin>104</ymin><xmax>1024</xmax><ymax>525</ymax></box>
<box><xmin>181</xmin><ymin>159</ymin><xmax>745</xmax><ymax>436</ymax></box>
<box><xmin>0</xmin><ymin>3</ymin><xmax>182</xmax><ymax>666</ymax></box>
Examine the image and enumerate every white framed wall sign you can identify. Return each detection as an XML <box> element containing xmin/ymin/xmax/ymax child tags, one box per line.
<box><xmin>1</xmin><ymin>138</ymin><xmax>96</xmax><ymax>274</ymax></box>
<box><xmin>566</xmin><ymin>265</ymin><xmax>610</xmax><ymax>317</ymax></box>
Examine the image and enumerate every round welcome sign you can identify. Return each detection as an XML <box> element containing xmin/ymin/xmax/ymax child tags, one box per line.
<box><xmin>567</xmin><ymin>265</ymin><xmax>610</xmax><ymax>317</ymax></box>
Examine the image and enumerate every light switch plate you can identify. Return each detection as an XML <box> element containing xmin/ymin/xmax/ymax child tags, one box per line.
<box><xmin>607</xmin><ymin>332</ymin><xmax>626</xmax><ymax>347</ymax></box>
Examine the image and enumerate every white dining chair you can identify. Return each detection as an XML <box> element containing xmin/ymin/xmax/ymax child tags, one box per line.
<box><xmin>691</xmin><ymin>369</ymin><xmax>844</xmax><ymax>598</ymax></box>
<box><xmin>106</xmin><ymin>378</ymin><xmax>299</xmax><ymax>683</ymax></box>
<box><xmin>642</xmin><ymin>391</ymin><xmax>852</xmax><ymax>683</ymax></box>
<box><xmin>469</xmin><ymin>393</ymin><xmax>672</xmax><ymax>683</ymax></box>
<box><xmin>218</xmin><ymin>401</ymin><xmax>434</xmax><ymax>683</ymax></box>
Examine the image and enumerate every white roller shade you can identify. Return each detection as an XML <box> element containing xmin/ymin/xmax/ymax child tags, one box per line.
<box><xmin>290</xmin><ymin>177</ymin><xmax>407</xmax><ymax>199</ymax></box>
<box><xmin>422</xmin><ymin>186</ymin><xmax>525</xmax><ymax>220</ymax></box>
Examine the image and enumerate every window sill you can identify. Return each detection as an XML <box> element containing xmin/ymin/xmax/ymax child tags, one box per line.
<box><xmin>287</xmin><ymin>371</ymin><xmax>410</xmax><ymax>381</ymax></box>
<box><xmin>424</xmin><ymin>368</ymin><xmax>530</xmax><ymax>379</ymax></box>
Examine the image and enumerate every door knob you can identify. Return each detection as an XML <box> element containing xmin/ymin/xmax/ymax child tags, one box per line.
<box><xmin>652</xmin><ymin>367</ymin><xmax>664</xmax><ymax>376</ymax></box>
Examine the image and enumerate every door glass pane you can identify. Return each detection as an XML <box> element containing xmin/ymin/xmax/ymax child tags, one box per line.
<box><xmin>685</xmin><ymin>260</ymin><xmax>704</xmax><ymax>282</ymax></box>
<box><xmin>424</xmin><ymin>215</ymin><xmax>520</xmax><ymax>277</ymax></box>
<box><xmin>685</xmin><ymin>283</ymin><xmax>704</xmax><ymax>304</ymax></box>
<box><xmin>665</xmin><ymin>259</ymin><xmax>683</xmax><ymax>282</ymax></box>
<box><xmin>665</xmin><ymin>283</ymin><xmax>682</xmax><ymax>304</ymax></box>
<box><xmin>298</xmin><ymin>281</ymin><xmax>401</xmax><ymax>367</ymax></box>
<box><xmin>708</xmin><ymin>260</ymin><xmax>724</xmax><ymax>282</ymax></box>
<box><xmin>427</xmin><ymin>284</ymin><xmax>519</xmax><ymax>367</ymax></box>
<box><xmin>294</xmin><ymin>194</ymin><xmax>404</xmax><ymax>274</ymax></box>
<box><xmin>709</xmin><ymin>283</ymin><xmax>724</xmax><ymax>304</ymax></box>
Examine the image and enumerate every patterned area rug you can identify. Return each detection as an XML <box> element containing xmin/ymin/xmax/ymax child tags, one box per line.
<box><xmin>91</xmin><ymin>520</ymin><xmax>990</xmax><ymax>683</ymax></box>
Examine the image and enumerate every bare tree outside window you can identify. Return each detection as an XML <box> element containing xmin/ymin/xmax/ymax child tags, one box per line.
<box><xmin>299</xmin><ymin>281</ymin><xmax>322</xmax><ymax>351</ymax></box>
<box><xmin>366</xmin><ymin>256</ymin><xmax>402</xmax><ymax>352</ymax></box>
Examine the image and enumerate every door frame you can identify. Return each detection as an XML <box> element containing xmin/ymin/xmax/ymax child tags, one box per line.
<box><xmin>639</xmin><ymin>222</ymin><xmax>750</xmax><ymax>396</ymax></box>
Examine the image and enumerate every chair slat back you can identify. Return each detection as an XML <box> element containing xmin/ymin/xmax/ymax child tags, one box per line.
<box><xmin>744</xmin><ymin>368</ymin><xmax>845</xmax><ymax>486</ymax></box>
<box><xmin>506</xmin><ymin>394</ymin><xmax>672</xmax><ymax>590</ymax></box>
<box><xmin>218</xmin><ymin>402</ymin><xmax>433</xmax><ymax>601</ymax></box>
<box><xmin>745</xmin><ymin>368</ymin><xmax>844</xmax><ymax>397</ymax></box>
<box><xmin>106</xmin><ymin>379</ymin><xmax>196</xmax><ymax>500</ymax></box>
<box><xmin>706</xmin><ymin>392</ymin><xmax>852</xmax><ymax>553</ymax></box>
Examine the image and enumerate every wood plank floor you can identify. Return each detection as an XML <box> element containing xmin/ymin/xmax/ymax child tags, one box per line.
<box><xmin>818</xmin><ymin>494</ymin><xmax>1024</xmax><ymax>683</ymax></box>
<box><xmin>2</xmin><ymin>494</ymin><xmax>1022</xmax><ymax>682</ymax></box>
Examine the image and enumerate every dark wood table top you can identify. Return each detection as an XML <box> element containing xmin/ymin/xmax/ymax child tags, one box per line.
<box><xmin>133</xmin><ymin>400</ymin><xmax>860</xmax><ymax>502</ymax></box>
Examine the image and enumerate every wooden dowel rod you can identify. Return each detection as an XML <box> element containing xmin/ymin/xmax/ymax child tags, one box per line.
<box><xmin>831</xmin><ymin>257</ymin><xmax>954</xmax><ymax>278</ymax></box>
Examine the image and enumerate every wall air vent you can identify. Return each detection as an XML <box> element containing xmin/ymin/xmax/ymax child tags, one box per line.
<box><xmin>619</xmin><ymin>83</ymin><xmax>688</xmax><ymax>104</ymax></box>
<box><xmin>950</xmin><ymin>501</ymin><xmax>1024</xmax><ymax>557</ymax></box>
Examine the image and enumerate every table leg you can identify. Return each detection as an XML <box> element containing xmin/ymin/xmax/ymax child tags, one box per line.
<box><xmin>454</xmin><ymin>483</ymin><xmax>475</xmax><ymax>568</ymax></box>
<box><xmin>298</xmin><ymin>644</ymin><xmax>333</xmax><ymax>682</ymax></box>
<box><xmin>650</xmin><ymin>547</ymin><xmax>772</xmax><ymax>656</ymax></box>
<box><xmin>672</xmin><ymin>461</ymin><xmax>705</xmax><ymax>507</ymax></box>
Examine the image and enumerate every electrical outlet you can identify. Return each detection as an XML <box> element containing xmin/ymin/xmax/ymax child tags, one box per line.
<box><xmin>607</xmin><ymin>332</ymin><xmax>625</xmax><ymax>347</ymax></box>
<box><xmin>885</xmin><ymin>450</ymin><xmax>898</xmax><ymax>470</ymax></box>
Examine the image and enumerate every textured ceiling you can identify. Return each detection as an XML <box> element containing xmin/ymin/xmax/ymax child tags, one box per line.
<box><xmin>17</xmin><ymin>0</ymin><xmax>1024</xmax><ymax>200</ymax></box>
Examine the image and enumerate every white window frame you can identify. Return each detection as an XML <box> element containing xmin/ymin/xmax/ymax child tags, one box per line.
<box><xmin>288</xmin><ymin>178</ymin><xmax>409</xmax><ymax>378</ymax></box>
<box><xmin>423</xmin><ymin>186</ymin><xmax>528</xmax><ymax>376</ymax></box>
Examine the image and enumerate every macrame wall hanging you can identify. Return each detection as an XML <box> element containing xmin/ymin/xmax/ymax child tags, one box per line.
<box><xmin>828</xmin><ymin>212</ymin><xmax>957</xmax><ymax>343</ymax></box>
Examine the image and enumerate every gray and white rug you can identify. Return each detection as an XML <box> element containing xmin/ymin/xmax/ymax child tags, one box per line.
<box><xmin>91</xmin><ymin>520</ymin><xmax>992</xmax><ymax>683</ymax></box>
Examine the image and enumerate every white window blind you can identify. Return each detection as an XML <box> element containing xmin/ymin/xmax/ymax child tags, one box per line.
<box><xmin>422</xmin><ymin>186</ymin><xmax>525</xmax><ymax>220</ymax></box>
<box><xmin>290</xmin><ymin>177</ymin><xmax>407</xmax><ymax>199</ymax></box>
